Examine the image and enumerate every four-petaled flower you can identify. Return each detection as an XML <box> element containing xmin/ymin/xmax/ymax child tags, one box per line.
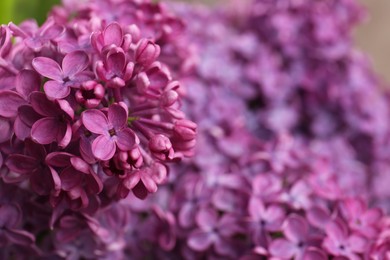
<box><xmin>32</xmin><ymin>51</ymin><xmax>91</xmax><ymax>99</ymax></box>
<box><xmin>82</xmin><ymin>103</ymin><xmax>138</xmax><ymax>160</ymax></box>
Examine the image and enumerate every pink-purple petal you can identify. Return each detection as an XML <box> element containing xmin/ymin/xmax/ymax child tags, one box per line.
<box><xmin>0</xmin><ymin>117</ymin><xmax>12</xmax><ymax>143</ymax></box>
<box><xmin>187</xmin><ymin>230</ymin><xmax>214</xmax><ymax>251</ymax></box>
<box><xmin>92</xmin><ymin>135</ymin><xmax>116</xmax><ymax>161</ymax></box>
<box><xmin>140</xmin><ymin>173</ymin><xmax>158</xmax><ymax>193</ymax></box>
<box><xmin>0</xmin><ymin>90</ymin><xmax>27</xmax><ymax>118</ymax></box>
<box><xmin>5</xmin><ymin>155</ymin><xmax>37</xmax><ymax>174</ymax></box>
<box><xmin>85</xmin><ymin>171</ymin><xmax>103</xmax><ymax>194</ymax></box>
<box><xmin>60</xmin><ymin>167</ymin><xmax>83</xmax><ymax>191</ymax></box>
<box><xmin>45</xmin><ymin>152</ymin><xmax>72</xmax><ymax>168</ymax></box>
<box><xmin>269</xmin><ymin>238</ymin><xmax>297</xmax><ymax>258</ymax></box>
<box><xmin>44</xmin><ymin>80</ymin><xmax>70</xmax><ymax>100</ymax></box>
<box><xmin>284</xmin><ymin>214</ymin><xmax>308</xmax><ymax>242</ymax></box>
<box><xmin>62</xmin><ymin>51</ymin><xmax>89</xmax><ymax>77</ymax></box>
<box><xmin>6</xmin><ymin>229</ymin><xmax>35</xmax><ymax>246</ymax></box>
<box><xmin>107</xmin><ymin>49</ymin><xmax>126</xmax><ymax>75</ymax></box>
<box><xmin>30</xmin><ymin>92</ymin><xmax>60</xmax><ymax>117</ymax></box>
<box><xmin>70</xmin><ymin>157</ymin><xmax>90</xmax><ymax>174</ymax></box>
<box><xmin>58</xmin><ymin>123</ymin><xmax>72</xmax><ymax>148</ymax></box>
<box><xmin>31</xmin><ymin>118</ymin><xmax>59</xmax><ymax>144</ymax></box>
<box><xmin>116</xmin><ymin>128</ymin><xmax>137</xmax><ymax>151</ymax></box>
<box><xmin>303</xmin><ymin>248</ymin><xmax>327</xmax><ymax>260</ymax></box>
<box><xmin>15</xmin><ymin>70</ymin><xmax>41</xmax><ymax>99</ymax></box>
<box><xmin>108</xmin><ymin>103</ymin><xmax>127</xmax><ymax>129</ymax></box>
<box><xmin>82</xmin><ymin>109</ymin><xmax>109</xmax><ymax>134</ymax></box>
<box><xmin>32</xmin><ymin>57</ymin><xmax>63</xmax><ymax>81</ymax></box>
<box><xmin>0</xmin><ymin>204</ymin><xmax>21</xmax><ymax>227</ymax></box>
<box><xmin>103</xmin><ymin>23</ymin><xmax>123</xmax><ymax>47</ymax></box>
<box><xmin>196</xmin><ymin>208</ymin><xmax>218</xmax><ymax>230</ymax></box>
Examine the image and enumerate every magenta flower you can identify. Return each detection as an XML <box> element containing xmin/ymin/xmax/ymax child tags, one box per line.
<box><xmin>91</xmin><ymin>22</ymin><xmax>131</xmax><ymax>53</ymax></box>
<box><xmin>120</xmin><ymin>162</ymin><xmax>168</xmax><ymax>199</ymax></box>
<box><xmin>5</xmin><ymin>139</ymin><xmax>59</xmax><ymax>195</ymax></box>
<box><xmin>135</xmin><ymin>39</ymin><xmax>161</xmax><ymax>68</ymax></box>
<box><xmin>74</xmin><ymin>80</ymin><xmax>105</xmax><ymax>108</ymax></box>
<box><xmin>82</xmin><ymin>103</ymin><xmax>137</xmax><ymax>161</ymax></box>
<box><xmin>0</xmin><ymin>204</ymin><xmax>34</xmax><ymax>247</ymax></box>
<box><xmin>95</xmin><ymin>46</ymin><xmax>134</xmax><ymax>88</ymax></box>
<box><xmin>323</xmin><ymin>218</ymin><xmax>367</xmax><ymax>260</ymax></box>
<box><xmin>247</xmin><ymin>197</ymin><xmax>285</xmax><ymax>247</ymax></box>
<box><xmin>45</xmin><ymin>152</ymin><xmax>103</xmax><ymax>209</ymax></box>
<box><xmin>32</xmin><ymin>51</ymin><xmax>91</xmax><ymax>99</ymax></box>
<box><xmin>340</xmin><ymin>197</ymin><xmax>383</xmax><ymax>238</ymax></box>
<box><xmin>269</xmin><ymin>214</ymin><xmax>320</xmax><ymax>259</ymax></box>
<box><xmin>187</xmin><ymin>207</ymin><xmax>242</xmax><ymax>256</ymax></box>
<box><xmin>30</xmin><ymin>92</ymin><xmax>73</xmax><ymax>147</ymax></box>
<box><xmin>9</xmin><ymin>17</ymin><xmax>64</xmax><ymax>51</ymax></box>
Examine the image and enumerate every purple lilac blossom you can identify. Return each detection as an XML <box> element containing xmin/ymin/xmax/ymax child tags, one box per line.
<box><xmin>1</xmin><ymin>0</ymin><xmax>390</xmax><ymax>258</ymax></box>
<box><xmin>0</xmin><ymin>0</ymin><xmax>196</xmax><ymax>257</ymax></box>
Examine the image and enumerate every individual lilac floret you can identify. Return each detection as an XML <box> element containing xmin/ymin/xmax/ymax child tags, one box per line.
<box><xmin>0</xmin><ymin>204</ymin><xmax>34</xmax><ymax>247</ymax></box>
<box><xmin>75</xmin><ymin>80</ymin><xmax>105</xmax><ymax>108</ymax></box>
<box><xmin>82</xmin><ymin>104</ymin><xmax>137</xmax><ymax>161</ymax></box>
<box><xmin>29</xmin><ymin>92</ymin><xmax>73</xmax><ymax>147</ymax></box>
<box><xmin>323</xmin><ymin>218</ymin><xmax>367</xmax><ymax>260</ymax></box>
<box><xmin>32</xmin><ymin>51</ymin><xmax>91</xmax><ymax>99</ymax></box>
<box><xmin>269</xmin><ymin>214</ymin><xmax>320</xmax><ymax>259</ymax></box>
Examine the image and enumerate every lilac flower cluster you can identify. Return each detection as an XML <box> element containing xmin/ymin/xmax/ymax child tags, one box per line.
<box><xmin>1</xmin><ymin>0</ymin><xmax>390</xmax><ymax>258</ymax></box>
<box><xmin>0</xmin><ymin>0</ymin><xmax>196</xmax><ymax>255</ymax></box>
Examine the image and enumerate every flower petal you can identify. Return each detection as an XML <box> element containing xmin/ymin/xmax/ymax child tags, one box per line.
<box><xmin>58</xmin><ymin>123</ymin><xmax>72</xmax><ymax>148</ymax></box>
<box><xmin>187</xmin><ymin>230</ymin><xmax>214</xmax><ymax>251</ymax></box>
<box><xmin>45</xmin><ymin>152</ymin><xmax>72</xmax><ymax>167</ymax></box>
<box><xmin>30</xmin><ymin>92</ymin><xmax>60</xmax><ymax>117</ymax></box>
<box><xmin>5</xmin><ymin>155</ymin><xmax>37</xmax><ymax>174</ymax></box>
<box><xmin>104</xmin><ymin>23</ymin><xmax>123</xmax><ymax>47</ymax></box>
<box><xmin>62</xmin><ymin>51</ymin><xmax>89</xmax><ymax>77</ymax></box>
<box><xmin>0</xmin><ymin>90</ymin><xmax>26</xmax><ymax>118</ymax></box>
<box><xmin>31</xmin><ymin>118</ymin><xmax>59</xmax><ymax>145</ymax></box>
<box><xmin>85</xmin><ymin>171</ymin><xmax>103</xmax><ymax>194</ymax></box>
<box><xmin>0</xmin><ymin>204</ymin><xmax>21</xmax><ymax>228</ymax></box>
<box><xmin>92</xmin><ymin>135</ymin><xmax>116</xmax><ymax>160</ymax></box>
<box><xmin>108</xmin><ymin>103</ymin><xmax>127</xmax><ymax>129</ymax></box>
<box><xmin>269</xmin><ymin>238</ymin><xmax>297</xmax><ymax>258</ymax></box>
<box><xmin>15</xmin><ymin>70</ymin><xmax>41</xmax><ymax>99</ymax></box>
<box><xmin>284</xmin><ymin>214</ymin><xmax>308</xmax><ymax>242</ymax></box>
<box><xmin>60</xmin><ymin>167</ymin><xmax>83</xmax><ymax>191</ymax></box>
<box><xmin>132</xmin><ymin>181</ymin><xmax>148</xmax><ymax>199</ymax></box>
<box><xmin>82</xmin><ymin>109</ymin><xmax>109</xmax><ymax>134</ymax></box>
<box><xmin>6</xmin><ymin>229</ymin><xmax>34</xmax><ymax>246</ymax></box>
<box><xmin>116</xmin><ymin>128</ymin><xmax>137</xmax><ymax>151</ymax></box>
<box><xmin>303</xmin><ymin>248</ymin><xmax>327</xmax><ymax>260</ymax></box>
<box><xmin>106</xmin><ymin>48</ymin><xmax>126</xmax><ymax>75</ymax></box>
<box><xmin>32</xmin><ymin>57</ymin><xmax>63</xmax><ymax>81</ymax></box>
<box><xmin>140</xmin><ymin>172</ymin><xmax>157</xmax><ymax>193</ymax></box>
<box><xmin>44</xmin><ymin>80</ymin><xmax>70</xmax><ymax>100</ymax></box>
<box><xmin>196</xmin><ymin>208</ymin><xmax>218</xmax><ymax>230</ymax></box>
<box><xmin>0</xmin><ymin>117</ymin><xmax>12</xmax><ymax>142</ymax></box>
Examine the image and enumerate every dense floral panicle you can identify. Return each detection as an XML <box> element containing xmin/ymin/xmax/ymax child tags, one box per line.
<box><xmin>1</xmin><ymin>0</ymin><xmax>390</xmax><ymax>258</ymax></box>
<box><xmin>0</xmin><ymin>0</ymin><xmax>196</xmax><ymax>257</ymax></box>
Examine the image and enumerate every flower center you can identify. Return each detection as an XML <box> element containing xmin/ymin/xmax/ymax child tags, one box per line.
<box><xmin>82</xmin><ymin>89</ymin><xmax>96</xmax><ymax>100</ymax></box>
<box><xmin>109</xmin><ymin>128</ymin><xmax>116</xmax><ymax>137</ymax></box>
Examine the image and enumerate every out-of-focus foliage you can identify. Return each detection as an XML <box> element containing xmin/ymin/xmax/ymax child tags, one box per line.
<box><xmin>0</xmin><ymin>0</ymin><xmax>60</xmax><ymax>25</ymax></box>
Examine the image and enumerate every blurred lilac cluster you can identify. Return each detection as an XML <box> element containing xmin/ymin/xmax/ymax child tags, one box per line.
<box><xmin>1</xmin><ymin>0</ymin><xmax>390</xmax><ymax>259</ymax></box>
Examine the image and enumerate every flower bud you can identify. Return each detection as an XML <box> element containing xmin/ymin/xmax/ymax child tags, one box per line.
<box><xmin>135</xmin><ymin>39</ymin><xmax>161</xmax><ymax>68</ymax></box>
<box><xmin>149</xmin><ymin>134</ymin><xmax>174</xmax><ymax>161</ymax></box>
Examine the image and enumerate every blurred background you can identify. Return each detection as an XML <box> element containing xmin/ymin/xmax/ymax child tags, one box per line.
<box><xmin>0</xmin><ymin>0</ymin><xmax>388</xmax><ymax>81</ymax></box>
